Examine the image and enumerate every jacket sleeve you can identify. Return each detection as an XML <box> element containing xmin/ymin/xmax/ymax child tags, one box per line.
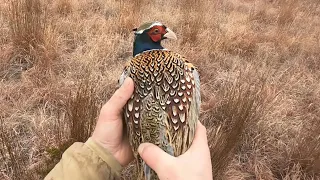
<box><xmin>44</xmin><ymin>137</ymin><xmax>123</xmax><ymax>180</ymax></box>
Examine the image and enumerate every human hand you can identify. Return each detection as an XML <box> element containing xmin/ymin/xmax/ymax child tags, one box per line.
<box><xmin>92</xmin><ymin>78</ymin><xmax>134</xmax><ymax>166</ymax></box>
<box><xmin>138</xmin><ymin>121</ymin><xmax>213</xmax><ymax>180</ymax></box>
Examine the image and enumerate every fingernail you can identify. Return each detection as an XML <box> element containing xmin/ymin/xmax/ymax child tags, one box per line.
<box><xmin>138</xmin><ymin>143</ymin><xmax>148</xmax><ymax>154</ymax></box>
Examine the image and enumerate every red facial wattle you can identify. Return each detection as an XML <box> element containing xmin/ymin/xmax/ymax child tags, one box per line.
<box><xmin>147</xmin><ymin>25</ymin><xmax>167</xmax><ymax>42</ymax></box>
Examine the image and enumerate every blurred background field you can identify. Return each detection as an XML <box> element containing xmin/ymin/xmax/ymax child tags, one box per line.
<box><xmin>0</xmin><ymin>0</ymin><xmax>319</xmax><ymax>179</ymax></box>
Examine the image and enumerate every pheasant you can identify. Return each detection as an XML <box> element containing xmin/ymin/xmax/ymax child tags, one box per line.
<box><xmin>119</xmin><ymin>21</ymin><xmax>201</xmax><ymax>180</ymax></box>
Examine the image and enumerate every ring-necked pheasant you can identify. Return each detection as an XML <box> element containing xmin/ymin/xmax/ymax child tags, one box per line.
<box><xmin>119</xmin><ymin>21</ymin><xmax>201</xmax><ymax>180</ymax></box>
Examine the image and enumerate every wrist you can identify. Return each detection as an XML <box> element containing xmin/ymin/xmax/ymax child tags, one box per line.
<box><xmin>90</xmin><ymin>136</ymin><xmax>131</xmax><ymax>166</ymax></box>
<box><xmin>85</xmin><ymin>138</ymin><xmax>123</xmax><ymax>172</ymax></box>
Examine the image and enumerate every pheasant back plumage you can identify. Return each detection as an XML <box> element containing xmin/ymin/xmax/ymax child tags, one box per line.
<box><xmin>120</xmin><ymin>50</ymin><xmax>200</xmax><ymax>180</ymax></box>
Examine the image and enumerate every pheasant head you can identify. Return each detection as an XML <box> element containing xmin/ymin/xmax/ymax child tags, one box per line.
<box><xmin>132</xmin><ymin>21</ymin><xmax>177</xmax><ymax>56</ymax></box>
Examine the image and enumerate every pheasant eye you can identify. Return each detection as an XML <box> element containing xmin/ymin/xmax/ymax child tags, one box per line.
<box><xmin>153</xmin><ymin>29</ymin><xmax>160</xmax><ymax>34</ymax></box>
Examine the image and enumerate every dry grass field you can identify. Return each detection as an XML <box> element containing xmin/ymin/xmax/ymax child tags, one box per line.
<box><xmin>0</xmin><ymin>0</ymin><xmax>319</xmax><ymax>179</ymax></box>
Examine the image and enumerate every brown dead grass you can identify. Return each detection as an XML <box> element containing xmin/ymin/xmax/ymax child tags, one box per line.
<box><xmin>0</xmin><ymin>0</ymin><xmax>319</xmax><ymax>179</ymax></box>
<box><xmin>55</xmin><ymin>0</ymin><xmax>72</xmax><ymax>16</ymax></box>
<box><xmin>201</xmin><ymin>68</ymin><xmax>273</xmax><ymax>179</ymax></box>
<box><xmin>6</xmin><ymin>0</ymin><xmax>57</xmax><ymax>69</ymax></box>
<box><xmin>8</xmin><ymin>0</ymin><xmax>44</xmax><ymax>55</ymax></box>
<box><xmin>67</xmin><ymin>75</ymin><xmax>99</xmax><ymax>142</ymax></box>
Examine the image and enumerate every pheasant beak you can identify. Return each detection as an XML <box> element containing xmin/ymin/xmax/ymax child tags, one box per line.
<box><xmin>163</xmin><ymin>28</ymin><xmax>177</xmax><ymax>40</ymax></box>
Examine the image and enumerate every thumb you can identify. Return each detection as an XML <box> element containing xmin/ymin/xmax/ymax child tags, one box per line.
<box><xmin>102</xmin><ymin>77</ymin><xmax>134</xmax><ymax>117</ymax></box>
<box><xmin>138</xmin><ymin>143</ymin><xmax>175</xmax><ymax>174</ymax></box>
<box><xmin>187</xmin><ymin>121</ymin><xmax>209</xmax><ymax>154</ymax></box>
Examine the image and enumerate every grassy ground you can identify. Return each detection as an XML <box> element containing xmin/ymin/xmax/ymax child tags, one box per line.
<box><xmin>0</xmin><ymin>0</ymin><xmax>319</xmax><ymax>179</ymax></box>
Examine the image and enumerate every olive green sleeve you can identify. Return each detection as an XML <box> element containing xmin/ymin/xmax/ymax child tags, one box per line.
<box><xmin>44</xmin><ymin>137</ymin><xmax>123</xmax><ymax>180</ymax></box>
